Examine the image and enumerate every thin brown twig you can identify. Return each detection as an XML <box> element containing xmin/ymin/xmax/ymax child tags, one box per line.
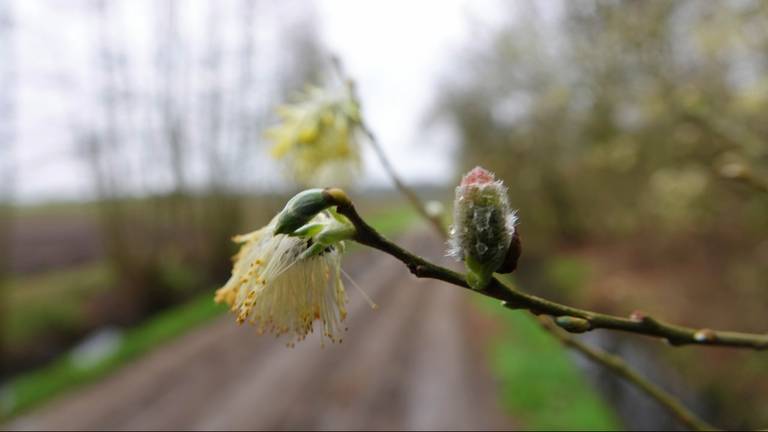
<box><xmin>536</xmin><ymin>316</ymin><xmax>717</xmax><ymax>431</ymax></box>
<box><xmin>327</xmin><ymin>189</ymin><xmax>728</xmax><ymax>430</ymax></box>
<box><xmin>328</xmin><ymin>56</ymin><xmax>447</xmax><ymax>239</ymax></box>
<box><xmin>323</xmin><ymin>188</ymin><xmax>768</xmax><ymax>351</ymax></box>
<box><xmin>357</xmin><ymin>121</ymin><xmax>448</xmax><ymax>239</ymax></box>
<box><xmin>327</xmin><ymin>189</ymin><xmax>732</xmax><ymax>430</ymax></box>
<box><xmin>320</xmin><ymin>191</ymin><xmax>726</xmax><ymax>430</ymax></box>
<box><xmin>320</xmin><ymin>67</ymin><xmax>724</xmax><ymax>429</ymax></box>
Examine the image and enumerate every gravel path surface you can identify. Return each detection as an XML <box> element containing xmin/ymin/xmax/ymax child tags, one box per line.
<box><xmin>9</xmin><ymin>233</ymin><xmax>515</xmax><ymax>430</ymax></box>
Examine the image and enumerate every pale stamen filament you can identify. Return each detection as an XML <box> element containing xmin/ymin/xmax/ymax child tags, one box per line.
<box><xmin>341</xmin><ymin>267</ymin><xmax>377</xmax><ymax>310</ymax></box>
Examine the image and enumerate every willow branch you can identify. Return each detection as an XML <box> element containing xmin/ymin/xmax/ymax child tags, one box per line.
<box><xmin>357</xmin><ymin>122</ymin><xmax>447</xmax><ymax>239</ymax></box>
<box><xmin>325</xmin><ymin>190</ymin><xmax>768</xmax><ymax>350</ymax></box>
<box><xmin>325</xmin><ymin>191</ymin><xmax>723</xmax><ymax>429</ymax></box>
<box><xmin>536</xmin><ymin>316</ymin><xmax>717</xmax><ymax>431</ymax></box>
<box><xmin>326</xmin><ymin>57</ymin><xmax>728</xmax><ymax>430</ymax></box>
<box><xmin>343</xmin><ymin>113</ymin><xmax>715</xmax><ymax>427</ymax></box>
<box><xmin>329</xmin><ymin>56</ymin><xmax>447</xmax><ymax>239</ymax></box>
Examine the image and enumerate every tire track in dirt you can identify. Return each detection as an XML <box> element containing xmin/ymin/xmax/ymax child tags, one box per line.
<box><xmin>8</xmin><ymin>232</ymin><xmax>514</xmax><ymax>430</ymax></box>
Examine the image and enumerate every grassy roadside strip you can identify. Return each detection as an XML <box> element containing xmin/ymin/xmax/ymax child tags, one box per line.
<box><xmin>1</xmin><ymin>293</ymin><xmax>221</xmax><ymax>418</ymax></box>
<box><xmin>7</xmin><ymin>263</ymin><xmax>113</xmax><ymax>348</ymax></box>
<box><xmin>1</xmin><ymin>204</ymin><xmax>419</xmax><ymax>420</ymax></box>
<box><xmin>474</xmin><ymin>296</ymin><xmax>620</xmax><ymax>430</ymax></box>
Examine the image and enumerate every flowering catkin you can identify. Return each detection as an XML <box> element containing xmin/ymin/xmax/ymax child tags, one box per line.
<box><xmin>449</xmin><ymin>166</ymin><xmax>518</xmax><ymax>290</ymax></box>
<box><xmin>216</xmin><ymin>190</ymin><xmax>359</xmax><ymax>346</ymax></box>
<box><xmin>215</xmin><ymin>212</ymin><xmax>348</xmax><ymax>346</ymax></box>
<box><xmin>266</xmin><ymin>85</ymin><xmax>362</xmax><ymax>186</ymax></box>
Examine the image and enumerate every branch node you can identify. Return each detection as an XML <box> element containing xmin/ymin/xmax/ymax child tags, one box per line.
<box><xmin>406</xmin><ymin>263</ymin><xmax>429</xmax><ymax>277</ymax></box>
<box><xmin>629</xmin><ymin>310</ymin><xmax>647</xmax><ymax>322</ymax></box>
<box><xmin>630</xmin><ymin>310</ymin><xmax>662</xmax><ymax>329</ymax></box>
<box><xmin>555</xmin><ymin>315</ymin><xmax>592</xmax><ymax>333</ymax></box>
<box><xmin>694</xmin><ymin>329</ymin><xmax>717</xmax><ymax>343</ymax></box>
<box><xmin>335</xmin><ymin>189</ymin><xmax>768</xmax><ymax>351</ymax></box>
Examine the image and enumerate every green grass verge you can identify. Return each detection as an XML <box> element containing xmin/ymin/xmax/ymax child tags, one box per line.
<box><xmin>476</xmin><ymin>297</ymin><xmax>620</xmax><ymax>430</ymax></box>
<box><xmin>1</xmin><ymin>203</ymin><xmax>419</xmax><ymax>420</ymax></box>
<box><xmin>2</xmin><ymin>293</ymin><xmax>225</xmax><ymax>419</ymax></box>
<box><xmin>364</xmin><ymin>203</ymin><xmax>422</xmax><ymax>235</ymax></box>
<box><xmin>7</xmin><ymin>263</ymin><xmax>114</xmax><ymax>346</ymax></box>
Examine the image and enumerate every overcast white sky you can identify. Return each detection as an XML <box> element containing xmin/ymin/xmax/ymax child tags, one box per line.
<box><xmin>316</xmin><ymin>0</ymin><xmax>502</xmax><ymax>187</ymax></box>
<box><xmin>9</xmin><ymin>0</ymin><xmax>506</xmax><ymax>203</ymax></box>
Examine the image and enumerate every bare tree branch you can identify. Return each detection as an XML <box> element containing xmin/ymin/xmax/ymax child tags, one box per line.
<box><xmin>323</xmin><ymin>189</ymin><xmax>768</xmax><ymax>351</ymax></box>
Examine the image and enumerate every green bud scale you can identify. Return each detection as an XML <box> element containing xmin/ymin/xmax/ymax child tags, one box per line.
<box><xmin>274</xmin><ymin>188</ymin><xmax>336</xmax><ymax>235</ymax></box>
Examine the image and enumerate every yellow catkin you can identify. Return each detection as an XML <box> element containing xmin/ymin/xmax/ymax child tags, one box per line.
<box><xmin>215</xmin><ymin>213</ymin><xmax>348</xmax><ymax>345</ymax></box>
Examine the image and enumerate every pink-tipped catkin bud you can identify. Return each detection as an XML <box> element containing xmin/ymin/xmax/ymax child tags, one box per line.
<box><xmin>449</xmin><ymin>166</ymin><xmax>520</xmax><ymax>290</ymax></box>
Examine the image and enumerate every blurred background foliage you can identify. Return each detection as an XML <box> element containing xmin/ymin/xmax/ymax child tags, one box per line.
<box><xmin>437</xmin><ymin>1</ymin><xmax>768</xmax><ymax>427</ymax></box>
<box><xmin>439</xmin><ymin>0</ymin><xmax>768</xmax><ymax>248</ymax></box>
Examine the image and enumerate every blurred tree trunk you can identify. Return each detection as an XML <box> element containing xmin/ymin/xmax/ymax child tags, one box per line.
<box><xmin>158</xmin><ymin>0</ymin><xmax>187</xmax><ymax>206</ymax></box>
<box><xmin>85</xmin><ymin>0</ymin><xmax>170</xmax><ymax>320</ymax></box>
<box><xmin>200</xmin><ymin>0</ymin><xmax>232</xmax><ymax>279</ymax></box>
<box><xmin>0</xmin><ymin>0</ymin><xmax>14</xmax><ymax>376</ymax></box>
<box><xmin>202</xmin><ymin>0</ymin><xmax>258</xmax><ymax>279</ymax></box>
<box><xmin>94</xmin><ymin>0</ymin><xmax>131</xmax><ymax>299</ymax></box>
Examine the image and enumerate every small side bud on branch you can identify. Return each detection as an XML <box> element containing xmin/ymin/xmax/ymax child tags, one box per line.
<box><xmin>448</xmin><ymin>166</ymin><xmax>520</xmax><ymax>290</ymax></box>
<box><xmin>629</xmin><ymin>310</ymin><xmax>647</xmax><ymax>322</ymax></box>
<box><xmin>694</xmin><ymin>329</ymin><xmax>717</xmax><ymax>343</ymax></box>
<box><xmin>555</xmin><ymin>316</ymin><xmax>592</xmax><ymax>333</ymax></box>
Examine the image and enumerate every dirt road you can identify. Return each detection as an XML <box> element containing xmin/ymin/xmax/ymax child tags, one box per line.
<box><xmin>9</xmin><ymin>233</ymin><xmax>515</xmax><ymax>430</ymax></box>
